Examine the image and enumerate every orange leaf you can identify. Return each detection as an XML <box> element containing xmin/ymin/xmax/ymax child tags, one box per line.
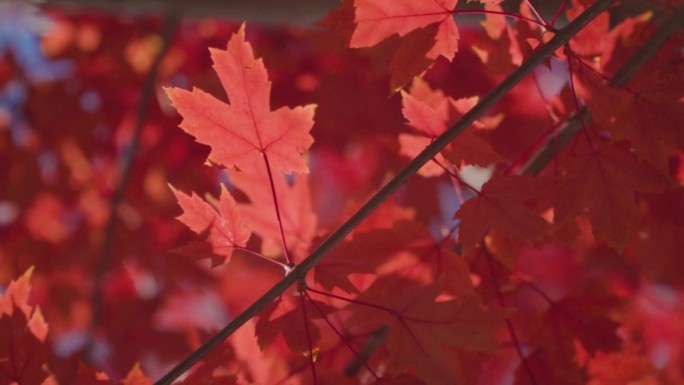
<box><xmin>122</xmin><ymin>363</ymin><xmax>152</xmax><ymax>385</ymax></box>
<box><xmin>0</xmin><ymin>266</ymin><xmax>34</xmax><ymax>317</ymax></box>
<box><xmin>165</xmin><ymin>24</ymin><xmax>316</xmax><ymax>174</ymax></box>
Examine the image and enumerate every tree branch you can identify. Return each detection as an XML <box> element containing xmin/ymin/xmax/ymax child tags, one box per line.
<box><xmin>83</xmin><ymin>13</ymin><xmax>179</xmax><ymax>362</ymax></box>
<box><xmin>153</xmin><ymin>1</ymin><xmax>616</xmax><ymax>383</ymax></box>
<box><xmin>520</xmin><ymin>4</ymin><xmax>684</xmax><ymax>175</ymax></box>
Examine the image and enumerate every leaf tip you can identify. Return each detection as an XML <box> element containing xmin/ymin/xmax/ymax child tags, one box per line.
<box><xmin>21</xmin><ymin>265</ymin><xmax>36</xmax><ymax>281</ymax></box>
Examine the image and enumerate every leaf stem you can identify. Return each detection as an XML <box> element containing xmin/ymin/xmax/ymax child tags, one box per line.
<box><xmin>262</xmin><ymin>153</ymin><xmax>294</xmax><ymax>266</ymax></box>
<box><xmin>304</xmin><ymin>290</ymin><xmax>380</xmax><ymax>380</ymax></box>
<box><xmin>564</xmin><ymin>46</ymin><xmax>596</xmax><ymax>150</ymax></box>
<box><xmin>482</xmin><ymin>242</ymin><xmax>538</xmax><ymax>385</ymax></box>
<box><xmin>306</xmin><ymin>285</ymin><xmax>403</xmax><ymax>319</ymax></box>
<box><xmin>298</xmin><ymin>291</ymin><xmax>318</xmax><ymax>385</ymax></box>
<box><xmin>153</xmin><ymin>2</ymin><xmax>615</xmax><ymax>382</ymax></box>
<box><xmin>235</xmin><ymin>245</ymin><xmax>290</xmax><ymax>271</ymax></box>
<box><xmin>524</xmin><ymin>0</ymin><xmax>550</xmax><ymax>28</ymax></box>
<box><xmin>308</xmin><ymin>285</ymin><xmax>454</xmax><ymax>380</ymax></box>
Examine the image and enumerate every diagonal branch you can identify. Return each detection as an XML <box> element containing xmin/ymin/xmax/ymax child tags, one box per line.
<box><xmin>520</xmin><ymin>4</ymin><xmax>684</xmax><ymax>175</ymax></box>
<box><xmin>83</xmin><ymin>13</ymin><xmax>179</xmax><ymax>361</ymax></box>
<box><xmin>153</xmin><ymin>1</ymin><xmax>616</xmax><ymax>383</ymax></box>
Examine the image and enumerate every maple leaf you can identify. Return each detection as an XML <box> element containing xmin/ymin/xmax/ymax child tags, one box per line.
<box><xmin>389</xmin><ymin>25</ymin><xmax>441</xmax><ymax>93</ymax></box>
<box><xmin>347</xmin><ymin>276</ymin><xmax>506</xmax><ymax>383</ymax></box>
<box><xmin>455</xmin><ymin>173</ymin><xmax>550</xmax><ymax>252</ymax></box>
<box><xmin>170</xmin><ymin>184</ymin><xmax>251</xmax><ymax>265</ymax></box>
<box><xmin>73</xmin><ymin>363</ymin><xmax>116</xmax><ymax>385</ymax></box>
<box><xmin>584</xmin><ymin>347</ymin><xmax>656</xmax><ymax>385</ymax></box>
<box><xmin>314</xmin><ymin>221</ymin><xmax>430</xmax><ymax>294</ymax></box>
<box><xmin>165</xmin><ymin>24</ymin><xmax>316</xmax><ymax>174</ymax></box>
<box><xmin>6</xmin><ymin>5</ymin><xmax>684</xmax><ymax>385</ymax></box>
<box><xmin>0</xmin><ymin>268</ymin><xmax>51</xmax><ymax>385</ymax></box>
<box><xmin>619</xmin><ymin>283</ymin><xmax>684</xmax><ymax>378</ymax></box>
<box><xmin>255</xmin><ymin>294</ymin><xmax>335</xmax><ymax>353</ymax></box>
<box><xmin>344</xmin><ymin>196</ymin><xmax>416</xmax><ymax>235</ymax></box>
<box><xmin>319</xmin><ymin>0</ymin><xmax>447</xmax><ymax>91</ymax></box>
<box><xmin>316</xmin><ymin>0</ymin><xmax>355</xmax><ymax>44</ymax></box>
<box><xmin>0</xmin><ymin>267</ymin><xmax>34</xmax><ymax>317</ymax></box>
<box><xmin>576</xmin><ymin>68</ymin><xmax>684</xmax><ymax>174</ymax></box>
<box><xmin>399</xmin><ymin>78</ymin><xmax>502</xmax><ymax>176</ymax></box>
<box><xmin>384</xmin><ymin>237</ymin><xmax>477</xmax><ymax>298</ymax></box>
<box><xmin>348</xmin><ymin>0</ymin><xmax>461</xmax><ymax>90</ymax></box>
<box><xmin>121</xmin><ymin>363</ymin><xmax>152</xmax><ymax>385</ymax></box>
<box><xmin>229</xmin><ymin>161</ymin><xmax>317</xmax><ymax>261</ymax></box>
<box><xmin>174</xmin><ymin>347</ymin><xmax>237</xmax><ymax>385</ymax></box>
<box><xmin>74</xmin><ymin>362</ymin><xmax>155</xmax><ymax>385</ymax></box>
<box><xmin>501</xmin><ymin>268</ymin><xmax>624</xmax><ymax>385</ymax></box>
<box><xmin>231</xmin><ymin>320</ymin><xmax>293</xmax><ymax>384</ymax></box>
<box><xmin>350</xmin><ymin>0</ymin><xmax>459</xmax><ymax>62</ymax></box>
<box><xmin>545</xmin><ymin>143</ymin><xmax>670</xmax><ymax>250</ymax></box>
<box><xmin>474</xmin><ymin>2</ymin><xmax>524</xmax><ymax>70</ymax></box>
<box><xmin>0</xmin><ymin>310</ymin><xmax>51</xmax><ymax>385</ymax></box>
<box><xmin>626</xmin><ymin>189</ymin><xmax>684</xmax><ymax>286</ymax></box>
<box><xmin>566</xmin><ymin>0</ymin><xmax>612</xmax><ymax>60</ymax></box>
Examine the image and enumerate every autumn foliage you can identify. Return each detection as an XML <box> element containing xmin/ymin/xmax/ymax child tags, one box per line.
<box><xmin>1</xmin><ymin>0</ymin><xmax>684</xmax><ymax>384</ymax></box>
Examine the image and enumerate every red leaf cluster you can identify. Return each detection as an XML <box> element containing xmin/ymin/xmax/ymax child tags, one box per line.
<box><xmin>2</xmin><ymin>0</ymin><xmax>684</xmax><ymax>384</ymax></box>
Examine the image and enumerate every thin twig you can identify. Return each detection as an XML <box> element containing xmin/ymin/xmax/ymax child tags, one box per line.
<box><xmin>298</xmin><ymin>292</ymin><xmax>318</xmax><ymax>385</ymax></box>
<box><xmin>565</xmin><ymin>46</ymin><xmax>595</xmax><ymax>149</ymax></box>
<box><xmin>303</xmin><ymin>291</ymin><xmax>381</xmax><ymax>379</ymax></box>
<box><xmin>482</xmin><ymin>242</ymin><xmax>538</xmax><ymax>385</ymax></box>
<box><xmin>235</xmin><ymin>245</ymin><xmax>290</xmax><ymax>270</ymax></box>
<box><xmin>83</xmin><ymin>14</ymin><xmax>178</xmax><ymax>361</ymax></box>
<box><xmin>153</xmin><ymin>2</ymin><xmax>615</xmax><ymax>382</ymax></box>
<box><xmin>550</xmin><ymin>0</ymin><xmax>567</xmax><ymax>27</ymax></box>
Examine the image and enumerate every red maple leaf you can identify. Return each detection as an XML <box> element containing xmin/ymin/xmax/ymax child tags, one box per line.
<box><xmin>566</xmin><ymin>0</ymin><xmax>612</xmax><ymax>59</ymax></box>
<box><xmin>165</xmin><ymin>24</ymin><xmax>316</xmax><ymax>174</ymax></box>
<box><xmin>0</xmin><ymin>268</ymin><xmax>51</xmax><ymax>385</ymax></box>
<box><xmin>255</xmin><ymin>294</ymin><xmax>335</xmax><ymax>354</ymax></box>
<box><xmin>455</xmin><ymin>173</ymin><xmax>550</xmax><ymax>252</ymax></box>
<box><xmin>544</xmin><ymin>142</ymin><xmax>670</xmax><ymax>250</ymax></box>
<box><xmin>73</xmin><ymin>363</ymin><xmax>116</xmax><ymax>385</ymax></box>
<box><xmin>347</xmin><ymin>276</ymin><xmax>506</xmax><ymax>383</ymax></box>
<box><xmin>399</xmin><ymin>78</ymin><xmax>502</xmax><ymax>176</ymax></box>
<box><xmin>350</xmin><ymin>0</ymin><xmax>459</xmax><ymax>62</ymax></box>
<box><xmin>314</xmin><ymin>221</ymin><xmax>430</xmax><ymax>294</ymax></box>
<box><xmin>230</xmin><ymin>161</ymin><xmax>317</xmax><ymax>261</ymax></box>
<box><xmin>582</xmin><ymin>347</ymin><xmax>656</xmax><ymax>385</ymax></box>
<box><xmin>576</xmin><ymin>68</ymin><xmax>684</xmax><ymax>174</ymax></box>
<box><xmin>318</xmin><ymin>1</ymin><xmax>444</xmax><ymax>91</ymax></box>
<box><xmin>170</xmin><ymin>184</ymin><xmax>251</xmax><ymax>265</ymax></box>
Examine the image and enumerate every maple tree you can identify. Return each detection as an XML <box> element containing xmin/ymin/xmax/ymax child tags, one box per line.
<box><xmin>1</xmin><ymin>0</ymin><xmax>684</xmax><ymax>384</ymax></box>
